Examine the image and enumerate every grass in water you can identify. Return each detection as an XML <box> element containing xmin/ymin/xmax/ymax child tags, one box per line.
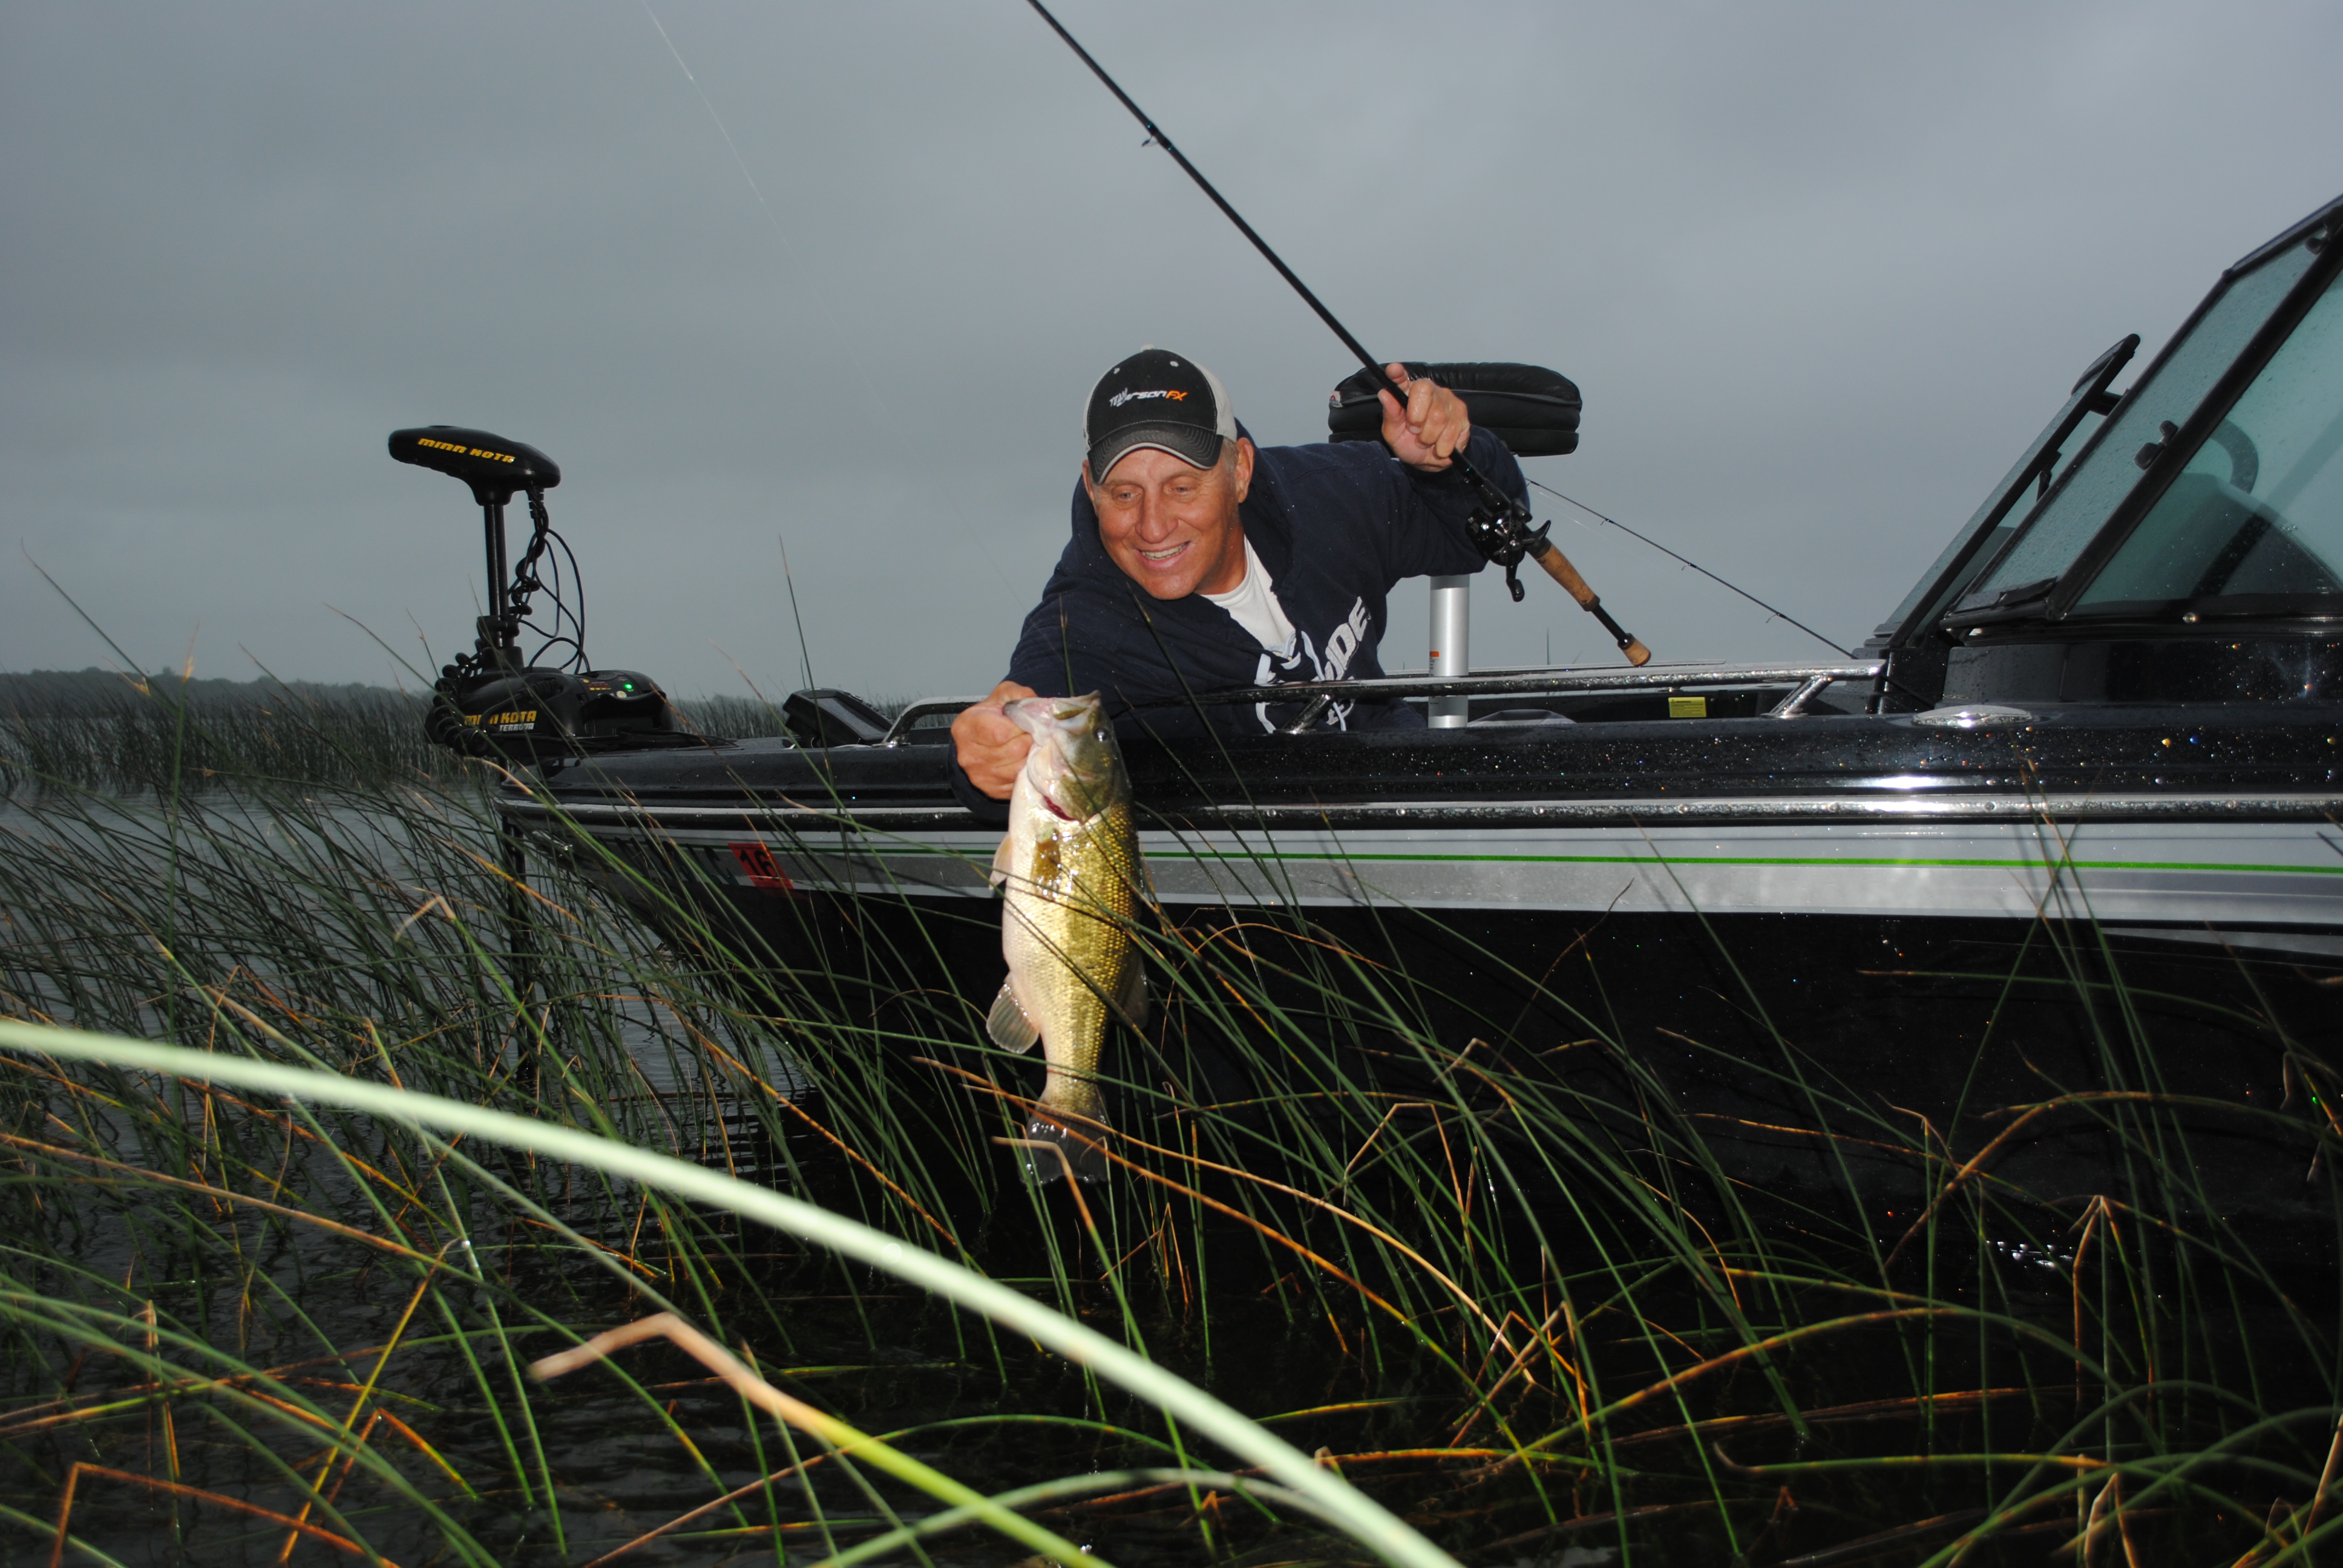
<box><xmin>0</xmin><ymin>668</ymin><xmax>799</xmax><ymax>797</ymax></box>
<box><xmin>1</xmin><ymin>679</ymin><xmax>2339</xmax><ymax>1564</ymax></box>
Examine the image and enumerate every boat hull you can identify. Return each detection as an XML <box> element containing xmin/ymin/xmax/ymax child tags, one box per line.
<box><xmin>531</xmin><ymin>794</ymin><xmax>2343</xmax><ymax>939</ymax></box>
<box><xmin>507</xmin><ymin>696</ymin><xmax>2343</xmax><ymax>1209</ymax></box>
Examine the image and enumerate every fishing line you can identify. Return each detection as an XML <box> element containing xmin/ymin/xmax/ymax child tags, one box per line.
<box><xmin>641</xmin><ymin>1</ymin><xmax>795</xmax><ymax>259</ymax></box>
<box><xmin>635</xmin><ymin>2</ymin><xmax>1018</xmax><ymax>608</ymax></box>
<box><xmin>1535</xmin><ymin>474</ymin><xmax>1953</xmax><ymax>715</ymax></box>
<box><xmin>1525</xmin><ymin>477</ymin><xmax>1854</xmax><ymax>660</ymax></box>
<box><xmin>1530</xmin><ymin>484</ymin><xmax>1952</xmax><ymax>714</ymax></box>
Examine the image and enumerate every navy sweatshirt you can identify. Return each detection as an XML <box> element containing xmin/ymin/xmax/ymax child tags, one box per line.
<box><xmin>949</xmin><ymin>426</ymin><xmax>1526</xmax><ymax>818</ymax></box>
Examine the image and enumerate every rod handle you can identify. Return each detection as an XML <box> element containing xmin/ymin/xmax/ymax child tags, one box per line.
<box><xmin>1530</xmin><ymin>541</ymin><xmax>1598</xmax><ymax>607</ymax></box>
<box><xmin>1529</xmin><ymin>543</ymin><xmax>1653</xmax><ymax>666</ymax></box>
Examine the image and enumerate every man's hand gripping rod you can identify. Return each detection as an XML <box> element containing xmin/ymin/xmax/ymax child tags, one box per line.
<box><xmin>1424</xmin><ymin>386</ymin><xmax>1651</xmax><ymax>665</ymax></box>
<box><xmin>1021</xmin><ymin>0</ymin><xmax>1651</xmax><ymax>667</ymax></box>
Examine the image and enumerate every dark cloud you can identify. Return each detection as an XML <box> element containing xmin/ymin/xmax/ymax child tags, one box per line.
<box><xmin>4</xmin><ymin>2</ymin><xmax>2338</xmax><ymax>694</ymax></box>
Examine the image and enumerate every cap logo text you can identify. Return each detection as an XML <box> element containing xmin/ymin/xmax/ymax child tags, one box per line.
<box><xmin>1106</xmin><ymin>388</ymin><xmax>1188</xmax><ymax>408</ymax></box>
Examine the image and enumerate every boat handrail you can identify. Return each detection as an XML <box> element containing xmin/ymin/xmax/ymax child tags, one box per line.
<box><xmin>877</xmin><ymin>662</ymin><xmax>1883</xmax><ymax>743</ymax></box>
<box><xmin>880</xmin><ymin>696</ymin><xmax>991</xmax><ymax>747</ymax></box>
<box><xmin>1142</xmin><ymin>659</ymin><xmax>1884</xmax><ymax>708</ymax></box>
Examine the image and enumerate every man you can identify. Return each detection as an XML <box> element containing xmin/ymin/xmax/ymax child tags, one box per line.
<box><xmin>951</xmin><ymin>346</ymin><xmax>1525</xmax><ymax>811</ymax></box>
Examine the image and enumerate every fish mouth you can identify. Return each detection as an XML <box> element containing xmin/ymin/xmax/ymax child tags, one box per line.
<box><xmin>1005</xmin><ymin>693</ymin><xmax>1116</xmax><ymax>817</ymax></box>
<box><xmin>1004</xmin><ymin>694</ymin><xmax>1106</xmax><ymax>733</ymax></box>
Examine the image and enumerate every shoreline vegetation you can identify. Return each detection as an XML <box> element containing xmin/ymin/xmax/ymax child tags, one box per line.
<box><xmin>0</xmin><ymin>668</ymin><xmax>810</xmax><ymax>797</ymax></box>
<box><xmin>2</xmin><ymin>675</ymin><xmax>2340</xmax><ymax>1564</ymax></box>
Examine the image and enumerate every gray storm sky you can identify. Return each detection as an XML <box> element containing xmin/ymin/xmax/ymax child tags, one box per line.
<box><xmin>4</xmin><ymin>2</ymin><xmax>2339</xmax><ymax>699</ymax></box>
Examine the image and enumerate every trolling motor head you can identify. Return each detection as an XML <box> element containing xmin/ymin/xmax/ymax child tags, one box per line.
<box><xmin>390</xmin><ymin>426</ymin><xmax>562</xmax><ymax>506</ymax></box>
<box><xmin>390</xmin><ymin>426</ymin><xmax>562</xmax><ymax>678</ymax></box>
<box><xmin>390</xmin><ymin>425</ymin><xmax>677</xmax><ymax>763</ymax></box>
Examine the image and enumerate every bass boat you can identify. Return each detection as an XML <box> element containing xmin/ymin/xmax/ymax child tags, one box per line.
<box><xmin>488</xmin><ymin>192</ymin><xmax>2343</xmax><ymax>1195</ymax></box>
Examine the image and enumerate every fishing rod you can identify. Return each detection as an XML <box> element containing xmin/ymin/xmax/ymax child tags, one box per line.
<box><xmin>1023</xmin><ymin>0</ymin><xmax>1651</xmax><ymax>666</ymax></box>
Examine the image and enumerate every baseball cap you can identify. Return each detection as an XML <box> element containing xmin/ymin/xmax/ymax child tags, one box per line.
<box><xmin>1083</xmin><ymin>347</ymin><xmax>1237</xmax><ymax>480</ymax></box>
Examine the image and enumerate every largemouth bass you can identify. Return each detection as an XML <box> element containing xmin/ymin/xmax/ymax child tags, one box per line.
<box><xmin>986</xmin><ymin>691</ymin><xmax>1149</xmax><ymax>1183</ymax></box>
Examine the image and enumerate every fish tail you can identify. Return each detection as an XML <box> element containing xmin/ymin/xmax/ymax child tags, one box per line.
<box><xmin>1025</xmin><ymin>1077</ymin><xmax>1110</xmax><ymax>1184</ymax></box>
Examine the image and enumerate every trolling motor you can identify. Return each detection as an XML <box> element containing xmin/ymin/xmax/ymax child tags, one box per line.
<box><xmin>389</xmin><ymin>425</ymin><xmax>678</xmax><ymax>762</ymax></box>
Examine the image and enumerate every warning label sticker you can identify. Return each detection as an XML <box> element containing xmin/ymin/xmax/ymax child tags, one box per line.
<box><xmin>728</xmin><ymin>841</ymin><xmax>800</xmax><ymax>895</ymax></box>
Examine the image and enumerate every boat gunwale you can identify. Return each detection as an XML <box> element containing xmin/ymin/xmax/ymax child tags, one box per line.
<box><xmin>1112</xmin><ymin>659</ymin><xmax>1885</xmax><ymax>708</ymax></box>
<box><xmin>500</xmin><ymin>788</ymin><xmax>2343</xmax><ymax>837</ymax></box>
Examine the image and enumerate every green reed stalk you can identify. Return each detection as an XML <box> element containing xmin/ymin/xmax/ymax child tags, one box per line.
<box><xmin>0</xmin><ymin>1019</ymin><xmax>1466</xmax><ymax>1568</ymax></box>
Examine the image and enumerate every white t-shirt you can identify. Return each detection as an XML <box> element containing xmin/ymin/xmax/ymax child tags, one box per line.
<box><xmin>1200</xmin><ymin>537</ymin><xmax>1297</xmax><ymax>655</ymax></box>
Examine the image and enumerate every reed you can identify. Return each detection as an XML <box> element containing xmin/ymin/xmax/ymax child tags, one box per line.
<box><xmin>1</xmin><ymin>688</ymin><xmax>2338</xmax><ymax>1564</ymax></box>
<box><xmin>1</xmin><ymin>679</ymin><xmax>457</xmax><ymax>796</ymax></box>
<box><xmin>0</xmin><ymin>676</ymin><xmax>805</xmax><ymax>798</ymax></box>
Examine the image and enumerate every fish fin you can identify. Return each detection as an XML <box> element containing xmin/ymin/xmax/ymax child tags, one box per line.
<box><xmin>988</xmin><ymin>834</ymin><xmax>1016</xmax><ymax>889</ymax></box>
<box><xmin>1023</xmin><ymin>1092</ymin><xmax>1110</xmax><ymax>1184</ymax></box>
<box><xmin>1021</xmin><ymin>1119</ymin><xmax>1110</xmax><ymax>1184</ymax></box>
<box><xmin>986</xmin><ymin>980</ymin><xmax>1040</xmax><ymax>1054</ymax></box>
<box><xmin>1115</xmin><ymin>961</ymin><xmax>1149</xmax><ymax>1031</ymax></box>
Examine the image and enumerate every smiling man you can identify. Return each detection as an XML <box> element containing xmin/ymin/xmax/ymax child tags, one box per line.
<box><xmin>950</xmin><ymin>346</ymin><xmax>1524</xmax><ymax>810</ymax></box>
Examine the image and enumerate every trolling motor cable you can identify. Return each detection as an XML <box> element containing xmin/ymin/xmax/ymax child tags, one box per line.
<box><xmin>1021</xmin><ymin>0</ymin><xmax>1652</xmax><ymax>665</ymax></box>
<box><xmin>512</xmin><ymin>498</ymin><xmax>594</xmax><ymax>672</ymax></box>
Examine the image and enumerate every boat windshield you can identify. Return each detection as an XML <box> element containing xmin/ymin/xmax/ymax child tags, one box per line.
<box><xmin>1875</xmin><ymin>337</ymin><xmax>2134</xmax><ymax>641</ymax></box>
<box><xmin>2071</xmin><ymin>264</ymin><xmax>2343</xmax><ymax>615</ymax></box>
<box><xmin>1956</xmin><ymin>238</ymin><xmax>2321</xmax><ymax>608</ymax></box>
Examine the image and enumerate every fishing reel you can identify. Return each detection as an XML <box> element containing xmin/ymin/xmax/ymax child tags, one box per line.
<box><xmin>1465</xmin><ymin>501</ymin><xmax>1552</xmax><ymax>604</ymax></box>
<box><xmin>1328</xmin><ymin>359</ymin><xmax>1576</xmax><ymax>604</ymax></box>
<box><xmin>390</xmin><ymin>425</ymin><xmax>678</xmax><ymax>763</ymax></box>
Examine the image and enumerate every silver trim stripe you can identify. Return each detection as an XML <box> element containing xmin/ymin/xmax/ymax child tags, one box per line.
<box><xmin>505</xmin><ymin>789</ymin><xmax>2343</xmax><ymax>834</ymax></box>
<box><xmin>543</xmin><ymin>808</ymin><xmax>2343</xmax><ymax>927</ymax></box>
